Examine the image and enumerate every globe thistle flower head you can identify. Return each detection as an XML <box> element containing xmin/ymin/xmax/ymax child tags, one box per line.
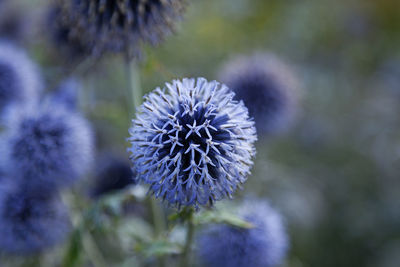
<box><xmin>197</xmin><ymin>200</ymin><xmax>289</xmax><ymax>267</ymax></box>
<box><xmin>91</xmin><ymin>154</ymin><xmax>136</xmax><ymax>198</ymax></box>
<box><xmin>2</xmin><ymin>103</ymin><xmax>94</xmax><ymax>190</ymax></box>
<box><xmin>128</xmin><ymin>78</ymin><xmax>257</xmax><ymax>208</ymax></box>
<box><xmin>219</xmin><ymin>53</ymin><xmax>299</xmax><ymax>136</ymax></box>
<box><xmin>0</xmin><ymin>42</ymin><xmax>42</xmax><ymax>119</ymax></box>
<box><xmin>59</xmin><ymin>0</ymin><xmax>187</xmax><ymax>57</ymax></box>
<box><xmin>0</xmin><ymin>183</ymin><xmax>70</xmax><ymax>254</ymax></box>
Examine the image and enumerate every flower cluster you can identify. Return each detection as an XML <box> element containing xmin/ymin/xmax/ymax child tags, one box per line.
<box><xmin>128</xmin><ymin>78</ymin><xmax>257</xmax><ymax>208</ymax></box>
<box><xmin>196</xmin><ymin>200</ymin><xmax>289</xmax><ymax>267</ymax></box>
<box><xmin>0</xmin><ymin>1</ymin><xmax>296</xmax><ymax>263</ymax></box>
<box><xmin>56</xmin><ymin>0</ymin><xmax>187</xmax><ymax>57</ymax></box>
<box><xmin>219</xmin><ymin>53</ymin><xmax>299</xmax><ymax>136</ymax></box>
<box><xmin>0</xmin><ymin>43</ymin><xmax>94</xmax><ymax>254</ymax></box>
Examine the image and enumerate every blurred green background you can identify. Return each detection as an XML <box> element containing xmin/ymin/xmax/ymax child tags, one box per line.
<box><xmin>3</xmin><ymin>0</ymin><xmax>400</xmax><ymax>266</ymax></box>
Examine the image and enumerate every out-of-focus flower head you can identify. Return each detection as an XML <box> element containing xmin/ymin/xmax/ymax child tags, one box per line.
<box><xmin>197</xmin><ymin>200</ymin><xmax>289</xmax><ymax>267</ymax></box>
<box><xmin>0</xmin><ymin>182</ymin><xmax>70</xmax><ymax>254</ymax></box>
<box><xmin>91</xmin><ymin>154</ymin><xmax>135</xmax><ymax>198</ymax></box>
<box><xmin>46</xmin><ymin>5</ymin><xmax>92</xmax><ymax>63</ymax></box>
<box><xmin>0</xmin><ymin>42</ymin><xmax>42</xmax><ymax>119</ymax></box>
<box><xmin>219</xmin><ymin>53</ymin><xmax>300</xmax><ymax>136</ymax></box>
<box><xmin>57</xmin><ymin>0</ymin><xmax>187</xmax><ymax>58</ymax></box>
<box><xmin>1</xmin><ymin>102</ymin><xmax>94</xmax><ymax>190</ymax></box>
<box><xmin>50</xmin><ymin>77</ymin><xmax>80</xmax><ymax>110</ymax></box>
<box><xmin>128</xmin><ymin>78</ymin><xmax>257</xmax><ymax>208</ymax></box>
<box><xmin>0</xmin><ymin>1</ymin><xmax>31</xmax><ymax>44</ymax></box>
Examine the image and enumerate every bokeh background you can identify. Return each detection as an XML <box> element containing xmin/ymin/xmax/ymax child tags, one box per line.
<box><xmin>1</xmin><ymin>0</ymin><xmax>400</xmax><ymax>266</ymax></box>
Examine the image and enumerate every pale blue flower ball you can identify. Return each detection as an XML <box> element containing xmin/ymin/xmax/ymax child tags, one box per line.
<box><xmin>128</xmin><ymin>78</ymin><xmax>257</xmax><ymax>208</ymax></box>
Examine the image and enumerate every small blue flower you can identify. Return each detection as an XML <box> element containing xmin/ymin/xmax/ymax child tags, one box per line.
<box><xmin>50</xmin><ymin>77</ymin><xmax>80</xmax><ymax>110</ymax></box>
<box><xmin>197</xmin><ymin>200</ymin><xmax>289</xmax><ymax>267</ymax></box>
<box><xmin>219</xmin><ymin>53</ymin><xmax>299</xmax><ymax>136</ymax></box>
<box><xmin>91</xmin><ymin>154</ymin><xmax>136</xmax><ymax>198</ymax></box>
<box><xmin>0</xmin><ymin>182</ymin><xmax>70</xmax><ymax>254</ymax></box>
<box><xmin>128</xmin><ymin>78</ymin><xmax>257</xmax><ymax>208</ymax></box>
<box><xmin>0</xmin><ymin>42</ymin><xmax>42</xmax><ymax>119</ymax></box>
<box><xmin>1</xmin><ymin>103</ymin><xmax>94</xmax><ymax>190</ymax></box>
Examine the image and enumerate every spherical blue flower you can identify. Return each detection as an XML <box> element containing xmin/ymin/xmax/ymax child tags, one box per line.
<box><xmin>219</xmin><ymin>53</ymin><xmax>299</xmax><ymax>136</ymax></box>
<box><xmin>1</xmin><ymin>103</ymin><xmax>94</xmax><ymax>190</ymax></box>
<box><xmin>0</xmin><ymin>182</ymin><xmax>71</xmax><ymax>254</ymax></box>
<box><xmin>91</xmin><ymin>154</ymin><xmax>136</xmax><ymax>198</ymax></box>
<box><xmin>128</xmin><ymin>78</ymin><xmax>257</xmax><ymax>208</ymax></box>
<box><xmin>0</xmin><ymin>42</ymin><xmax>42</xmax><ymax>119</ymax></box>
<box><xmin>196</xmin><ymin>200</ymin><xmax>289</xmax><ymax>267</ymax></box>
<box><xmin>58</xmin><ymin>0</ymin><xmax>187</xmax><ymax>57</ymax></box>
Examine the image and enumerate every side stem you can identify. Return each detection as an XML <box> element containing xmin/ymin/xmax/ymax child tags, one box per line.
<box><xmin>125</xmin><ymin>59</ymin><xmax>142</xmax><ymax>113</ymax></box>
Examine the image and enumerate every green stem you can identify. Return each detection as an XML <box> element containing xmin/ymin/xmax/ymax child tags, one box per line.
<box><xmin>151</xmin><ymin>198</ymin><xmax>167</xmax><ymax>238</ymax></box>
<box><xmin>125</xmin><ymin>59</ymin><xmax>142</xmax><ymax>114</ymax></box>
<box><xmin>180</xmin><ymin>210</ymin><xmax>195</xmax><ymax>267</ymax></box>
<box><xmin>81</xmin><ymin>231</ymin><xmax>108</xmax><ymax>267</ymax></box>
<box><xmin>151</xmin><ymin>198</ymin><xmax>167</xmax><ymax>267</ymax></box>
<box><xmin>125</xmin><ymin>58</ymin><xmax>167</xmax><ymax>267</ymax></box>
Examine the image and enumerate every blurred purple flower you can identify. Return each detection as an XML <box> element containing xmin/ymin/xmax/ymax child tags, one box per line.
<box><xmin>1</xmin><ymin>103</ymin><xmax>94</xmax><ymax>191</ymax></box>
<box><xmin>219</xmin><ymin>53</ymin><xmax>300</xmax><ymax>136</ymax></box>
<box><xmin>0</xmin><ymin>42</ymin><xmax>42</xmax><ymax>119</ymax></box>
<box><xmin>91</xmin><ymin>154</ymin><xmax>136</xmax><ymax>198</ymax></box>
<box><xmin>197</xmin><ymin>200</ymin><xmax>289</xmax><ymax>267</ymax></box>
<box><xmin>57</xmin><ymin>0</ymin><xmax>187</xmax><ymax>57</ymax></box>
<box><xmin>0</xmin><ymin>182</ymin><xmax>70</xmax><ymax>254</ymax></box>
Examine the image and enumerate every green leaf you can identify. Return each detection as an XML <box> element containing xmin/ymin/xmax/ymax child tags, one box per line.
<box><xmin>193</xmin><ymin>210</ymin><xmax>254</xmax><ymax>229</ymax></box>
<box><xmin>135</xmin><ymin>239</ymin><xmax>182</xmax><ymax>258</ymax></box>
